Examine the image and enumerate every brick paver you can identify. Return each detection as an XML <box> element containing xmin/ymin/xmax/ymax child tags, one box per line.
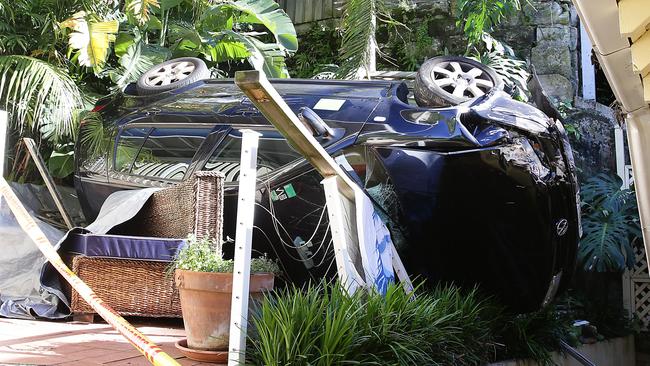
<box><xmin>0</xmin><ymin>318</ymin><xmax>223</xmax><ymax>365</ymax></box>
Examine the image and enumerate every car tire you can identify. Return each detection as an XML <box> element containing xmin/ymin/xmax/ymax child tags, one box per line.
<box><xmin>136</xmin><ymin>57</ymin><xmax>210</xmax><ymax>95</ymax></box>
<box><xmin>414</xmin><ymin>56</ymin><xmax>503</xmax><ymax>107</ymax></box>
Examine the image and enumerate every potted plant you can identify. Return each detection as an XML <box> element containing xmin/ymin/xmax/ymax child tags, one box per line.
<box><xmin>173</xmin><ymin>234</ymin><xmax>278</xmax><ymax>353</ymax></box>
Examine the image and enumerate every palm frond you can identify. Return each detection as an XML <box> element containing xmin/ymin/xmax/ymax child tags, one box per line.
<box><xmin>0</xmin><ymin>55</ymin><xmax>84</xmax><ymax>141</ymax></box>
<box><xmin>335</xmin><ymin>0</ymin><xmax>386</xmax><ymax>79</ymax></box>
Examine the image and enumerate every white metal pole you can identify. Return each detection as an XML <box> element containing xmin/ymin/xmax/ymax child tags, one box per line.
<box><xmin>0</xmin><ymin>110</ymin><xmax>7</xmax><ymax>178</ymax></box>
<box><xmin>228</xmin><ymin>129</ymin><xmax>261</xmax><ymax>366</ymax></box>
<box><xmin>580</xmin><ymin>21</ymin><xmax>596</xmax><ymax>100</ymax></box>
<box><xmin>615</xmin><ymin>125</ymin><xmax>626</xmax><ymax>187</ymax></box>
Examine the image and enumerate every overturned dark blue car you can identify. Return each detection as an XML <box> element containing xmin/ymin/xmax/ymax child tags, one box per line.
<box><xmin>75</xmin><ymin>56</ymin><xmax>580</xmax><ymax>312</ymax></box>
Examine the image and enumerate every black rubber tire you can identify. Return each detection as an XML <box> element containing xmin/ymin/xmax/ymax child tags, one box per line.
<box><xmin>136</xmin><ymin>57</ymin><xmax>210</xmax><ymax>95</ymax></box>
<box><xmin>414</xmin><ymin>56</ymin><xmax>503</xmax><ymax>108</ymax></box>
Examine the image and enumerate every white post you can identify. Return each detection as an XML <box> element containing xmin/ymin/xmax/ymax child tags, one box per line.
<box><xmin>0</xmin><ymin>110</ymin><xmax>7</xmax><ymax>178</ymax></box>
<box><xmin>322</xmin><ymin>176</ymin><xmax>365</xmax><ymax>292</ymax></box>
<box><xmin>228</xmin><ymin>129</ymin><xmax>261</xmax><ymax>366</ymax></box>
<box><xmin>580</xmin><ymin>21</ymin><xmax>596</xmax><ymax>100</ymax></box>
<box><xmin>615</xmin><ymin>125</ymin><xmax>626</xmax><ymax>187</ymax></box>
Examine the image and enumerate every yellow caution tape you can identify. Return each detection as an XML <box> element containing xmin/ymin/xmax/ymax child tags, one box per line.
<box><xmin>0</xmin><ymin>178</ymin><xmax>180</xmax><ymax>366</ymax></box>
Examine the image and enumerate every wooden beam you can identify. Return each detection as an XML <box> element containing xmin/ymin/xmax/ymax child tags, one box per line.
<box><xmin>22</xmin><ymin>138</ymin><xmax>74</xmax><ymax>229</ymax></box>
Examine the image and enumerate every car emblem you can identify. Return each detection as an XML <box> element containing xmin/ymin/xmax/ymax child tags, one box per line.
<box><xmin>556</xmin><ymin>219</ymin><xmax>568</xmax><ymax>236</ymax></box>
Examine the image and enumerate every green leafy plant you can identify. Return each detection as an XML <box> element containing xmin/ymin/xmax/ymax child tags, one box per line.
<box><xmin>579</xmin><ymin>173</ymin><xmax>641</xmax><ymax>272</ymax></box>
<box><xmin>47</xmin><ymin>142</ymin><xmax>75</xmax><ymax>178</ymax></box>
<box><xmin>474</xmin><ymin>33</ymin><xmax>530</xmax><ymax>101</ymax></box>
<box><xmin>496</xmin><ymin>302</ymin><xmax>573</xmax><ymax>365</ymax></box>
<box><xmin>456</xmin><ymin>0</ymin><xmax>523</xmax><ymax>47</ymax></box>
<box><xmin>286</xmin><ymin>22</ymin><xmax>341</xmax><ymax>78</ymax></box>
<box><xmin>247</xmin><ymin>281</ymin><xmax>502</xmax><ymax>365</ymax></box>
<box><xmin>166</xmin><ymin>0</ymin><xmax>297</xmax><ymax>78</ymax></box>
<box><xmin>0</xmin><ymin>55</ymin><xmax>84</xmax><ymax>141</ymax></box>
<box><xmin>174</xmin><ymin>234</ymin><xmax>279</xmax><ymax>274</ymax></box>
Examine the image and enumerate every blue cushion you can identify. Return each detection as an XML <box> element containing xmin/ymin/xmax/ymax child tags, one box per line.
<box><xmin>61</xmin><ymin>232</ymin><xmax>185</xmax><ymax>262</ymax></box>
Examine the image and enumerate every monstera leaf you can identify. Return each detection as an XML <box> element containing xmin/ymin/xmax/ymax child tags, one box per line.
<box><xmin>61</xmin><ymin>12</ymin><xmax>119</xmax><ymax>72</ymax></box>
<box><xmin>579</xmin><ymin>174</ymin><xmax>641</xmax><ymax>272</ymax></box>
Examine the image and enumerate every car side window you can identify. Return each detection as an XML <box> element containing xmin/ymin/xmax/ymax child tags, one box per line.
<box><xmin>114</xmin><ymin>127</ymin><xmax>150</xmax><ymax>173</ymax></box>
<box><xmin>202</xmin><ymin>131</ymin><xmax>302</xmax><ymax>182</ymax></box>
<box><xmin>129</xmin><ymin>127</ymin><xmax>211</xmax><ymax>181</ymax></box>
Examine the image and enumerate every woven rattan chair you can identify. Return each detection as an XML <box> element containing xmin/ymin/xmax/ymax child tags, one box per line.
<box><xmin>68</xmin><ymin>171</ymin><xmax>225</xmax><ymax>321</ymax></box>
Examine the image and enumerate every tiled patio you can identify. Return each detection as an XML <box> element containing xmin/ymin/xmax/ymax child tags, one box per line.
<box><xmin>0</xmin><ymin>317</ymin><xmax>222</xmax><ymax>365</ymax></box>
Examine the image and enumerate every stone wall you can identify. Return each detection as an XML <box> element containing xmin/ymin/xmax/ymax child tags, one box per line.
<box><xmin>289</xmin><ymin>1</ymin><xmax>581</xmax><ymax>102</ymax></box>
<box><xmin>415</xmin><ymin>0</ymin><xmax>581</xmax><ymax>101</ymax></box>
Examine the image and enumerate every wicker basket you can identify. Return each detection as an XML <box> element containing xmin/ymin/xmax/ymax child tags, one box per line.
<box><xmin>70</xmin><ymin>256</ymin><xmax>181</xmax><ymax>317</ymax></box>
<box><xmin>68</xmin><ymin>171</ymin><xmax>225</xmax><ymax>319</ymax></box>
<box><xmin>115</xmin><ymin>171</ymin><xmax>224</xmax><ymax>241</ymax></box>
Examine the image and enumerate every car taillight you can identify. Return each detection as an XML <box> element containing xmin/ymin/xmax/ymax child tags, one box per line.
<box><xmin>91</xmin><ymin>104</ymin><xmax>107</xmax><ymax>113</ymax></box>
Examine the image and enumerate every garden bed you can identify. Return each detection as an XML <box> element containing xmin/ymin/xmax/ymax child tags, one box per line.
<box><xmin>489</xmin><ymin>336</ymin><xmax>634</xmax><ymax>366</ymax></box>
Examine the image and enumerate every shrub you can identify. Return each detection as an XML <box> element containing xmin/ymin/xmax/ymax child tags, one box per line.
<box><xmin>173</xmin><ymin>234</ymin><xmax>279</xmax><ymax>274</ymax></box>
<box><xmin>246</xmin><ymin>281</ymin><xmax>501</xmax><ymax>365</ymax></box>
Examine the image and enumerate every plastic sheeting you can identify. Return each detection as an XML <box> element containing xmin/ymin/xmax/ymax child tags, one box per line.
<box><xmin>0</xmin><ymin>187</ymin><xmax>66</xmax><ymax>319</ymax></box>
<box><xmin>0</xmin><ymin>183</ymin><xmax>159</xmax><ymax>319</ymax></box>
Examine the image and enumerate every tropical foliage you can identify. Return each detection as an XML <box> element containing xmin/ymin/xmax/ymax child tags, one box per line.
<box><xmin>0</xmin><ymin>0</ymin><xmax>296</xmax><ymax>178</ymax></box>
<box><xmin>336</xmin><ymin>0</ymin><xmax>389</xmax><ymax>79</ymax></box>
<box><xmin>456</xmin><ymin>0</ymin><xmax>523</xmax><ymax>47</ymax></box>
<box><xmin>579</xmin><ymin>173</ymin><xmax>641</xmax><ymax>272</ymax></box>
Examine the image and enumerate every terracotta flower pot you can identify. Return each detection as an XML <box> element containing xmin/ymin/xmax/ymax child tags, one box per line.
<box><xmin>174</xmin><ymin>269</ymin><xmax>274</xmax><ymax>350</ymax></box>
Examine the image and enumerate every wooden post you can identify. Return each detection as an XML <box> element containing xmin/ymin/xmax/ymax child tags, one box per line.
<box><xmin>322</xmin><ymin>176</ymin><xmax>365</xmax><ymax>292</ymax></box>
<box><xmin>22</xmin><ymin>138</ymin><xmax>74</xmax><ymax>229</ymax></box>
<box><xmin>228</xmin><ymin>129</ymin><xmax>261</xmax><ymax>366</ymax></box>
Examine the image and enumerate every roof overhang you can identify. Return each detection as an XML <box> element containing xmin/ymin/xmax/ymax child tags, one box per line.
<box><xmin>573</xmin><ymin>0</ymin><xmax>649</xmax><ymax>113</ymax></box>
